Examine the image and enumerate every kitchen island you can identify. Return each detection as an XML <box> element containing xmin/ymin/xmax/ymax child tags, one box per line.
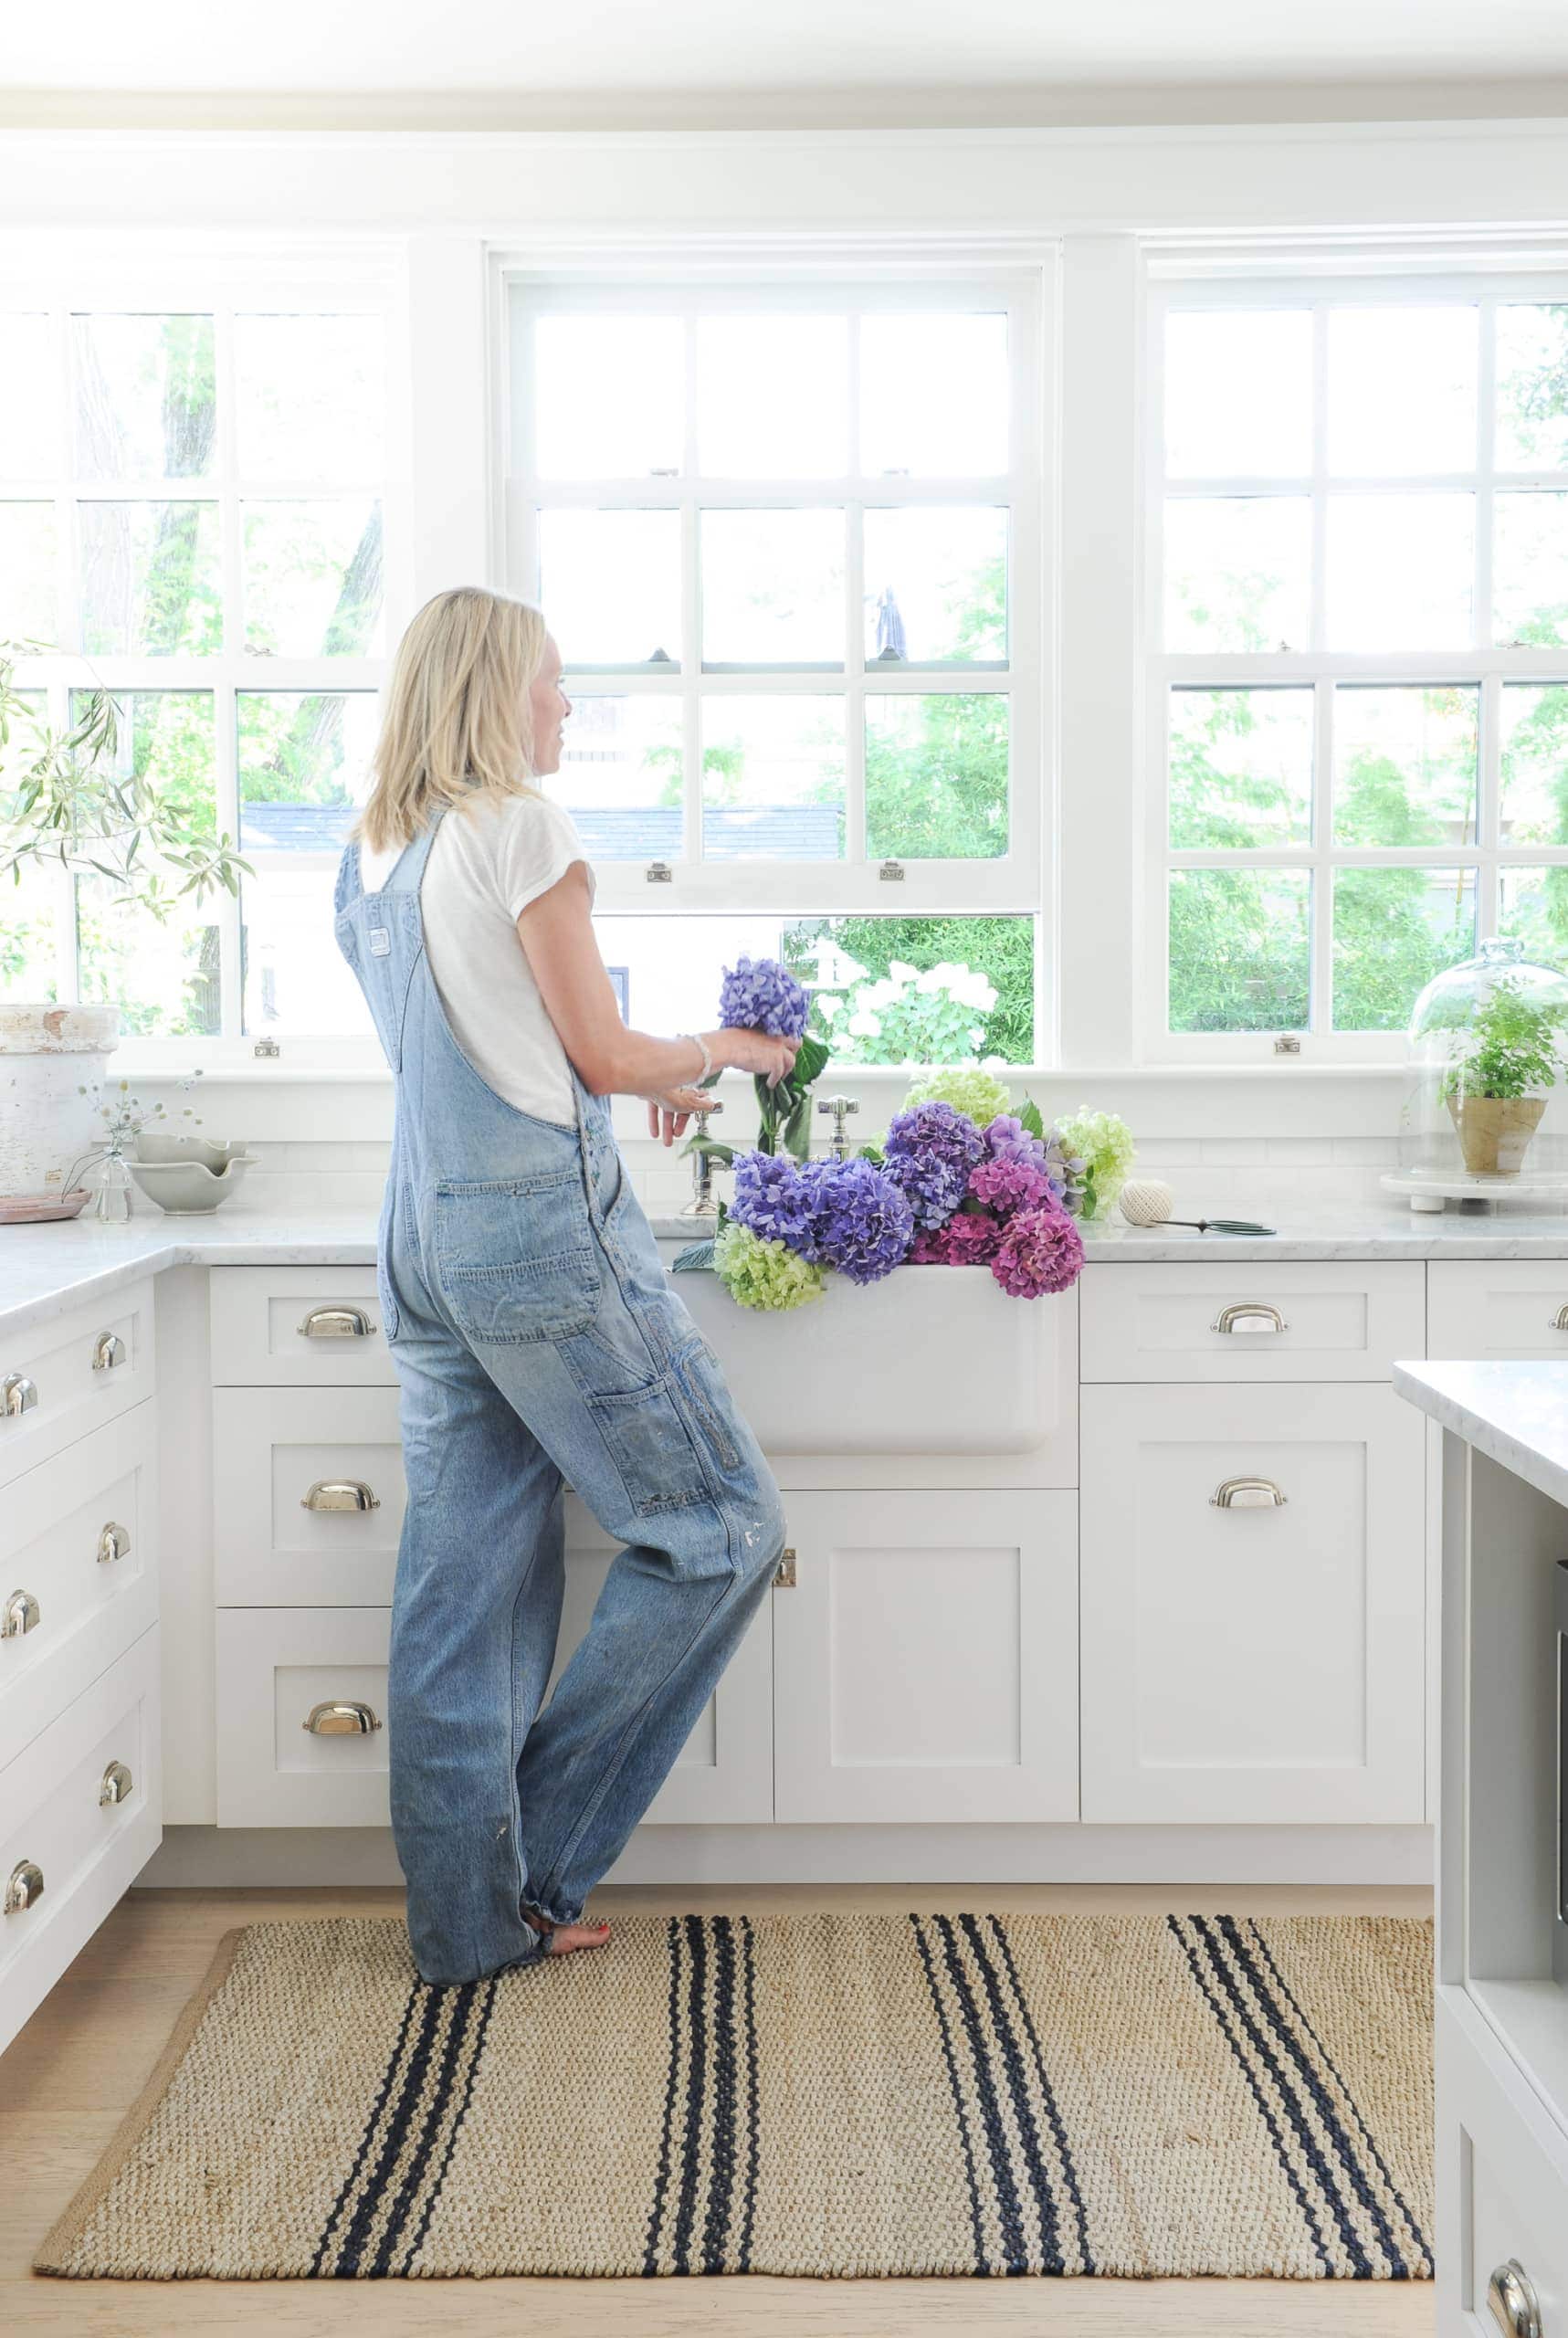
<box><xmin>1394</xmin><ymin>1361</ymin><xmax>1568</xmax><ymax>2338</ymax></box>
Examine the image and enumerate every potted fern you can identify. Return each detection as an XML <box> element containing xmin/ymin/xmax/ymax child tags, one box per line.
<box><xmin>0</xmin><ymin>638</ymin><xmax>247</xmax><ymax>1216</ymax></box>
<box><xmin>1440</xmin><ymin>973</ymin><xmax>1568</xmax><ymax>1176</ymax></box>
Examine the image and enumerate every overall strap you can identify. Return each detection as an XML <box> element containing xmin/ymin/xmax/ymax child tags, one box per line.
<box><xmin>381</xmin><ymin>806</ymin><xmax>449</xmax><ymax>897</ymax></box>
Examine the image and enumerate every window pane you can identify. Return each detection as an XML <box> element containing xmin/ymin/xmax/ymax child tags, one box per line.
<box><xmin>1169</xmin><ymin>869</ymin><xmax>1310</xmax><ymax>1034</ymax></box>
<box><xmin>242</xmin><ymin>500</ymin><xmax>383</xmax><ymax>658</ymax></box>
<box><xmin>1168</xmin><ymin>687</ymin><xmax>1313</xmax><ymax>849</ymax></box>
<box><xmin>1496</xmin><ymin>304</ymin><xmax>1568</xmax><ymax>470</ymax></box>
<box><xmin>68</xmin><ymin>689</ymin><xmax>220</xmax><ymax>1038</ymax></box>
<box><xmin>700</xmin><ymin>509</ymin><xmax>844</xmax><ymax>665</ymax></box>
<box><xmin>72</xmin><ymin>313</ymin><xmax>215</xmax><ymax>483</ymax></box>
<box><xmin>1325</xmin><ymin>494</ymin><xmax>1474</xmax><ymax>651</ymax></box>
<box><xmin>1163</xmin><ymin>497</ymin><xmax>1310</xmax><ymax>653</ymax></box>
<box><xmin>860</xmin><ymin>313</ymin><xmax>1007</xmax><ymax>477</ymax></box>
<box><xmin>532</xmin><ymin>315</ymin><xmax>683</xmax><ymax>480</ymax></box>
<box><xmin>1500</xmin><ymin>866</ymin><xmax>1568</xmax><ymax>964</ymax></box>
<box><xmin>1</xmin><ymin>318</ymin><xmax>58</xmax><ymax>479</ymax></box>
<box><xmin>1331</xmin><ymin>868</ymin><xmax>1475</xmax><ymax>1031</ymax></box>
<box><xmin>700</xmin><ymin>697</ymin><xmax>845</xmax><ymax>859</ymax></box>
<box><xmin>540</xmin><ymin>508</ymin><xmax>681</xmax><ymax>666</ymax></box>
<box><xmin>234</xmin><ymin>313</ymin><xmax>384</xmax><ymax>482</ymax></box>
<box><xmin>865</xmin><ymin>692</ymin><xmax>1007</xmax><ymax>860</ymax></box>
<box><xmin>79</xmin><ymin>500</ymin><xmax>221</xmax><ymax>656</ymax></box>
<box><xmin>237</xmin><ymin>690</ymin><xmax>381</xmax><ymax>846</ymax></box>
<box><xmin>0</xmin><ymin>864</ymin><xmax>59</xmax><ymax>1003</ymax></box>
<box><xmin>555</xmin><ymin>694</ymin><xmax>684</xmax><ymax>859</ymax></box>
<box><xmin>0</xmin><ymin>503</ymin><xmax>58</xmax><ymax>644</ymax></box>
<box><xmin>1326</xmin><ymin>306</ymin><xmax>1477</xmax><ymax>475</ymax></box>
<box><xmin>237</xmin><ymin>691</ymin><xmax>379</xmax><ymax>1039</ymax></box>
<box><xmin>1332</xmin><ymin>684</ymin><xmax>1479</xmax><ymax>848</ymax></box>
<box><xmin>786</xmin><ymin>915</ymin><xmax>1035</xmax><ymax>1063</ymax></box>
<box><xmin>1500</xmin><ymin>682</ymin><xmax>1568</xmax><ymax>845</ymax></box>
<box><xmin>1493</xmin><ymin>491</ymin><xmax>1568</xmax><ymax>648</ymax></box>
<box><xmin>698</xmin><ymin>316</ymin><xmax>847</xmax><ymax>478</ymax></box>
<box><xmin>862</xmin><ymin>506</ymin><xmax>1006</xmax><ymax>664</ymax></box>
<box><xmin>1164</xmin><ymin>310</ymin><xmax>1312</xmax><ymax>479</ymax></box>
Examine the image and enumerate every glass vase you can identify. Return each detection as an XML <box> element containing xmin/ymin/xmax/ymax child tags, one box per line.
<box><xmin>91</xmin><ymin>1152</ymin><xmax>134</xmax><ymax>1225</ymax></box>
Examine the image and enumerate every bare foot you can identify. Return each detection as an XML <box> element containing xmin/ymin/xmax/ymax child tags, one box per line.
<box><xmin>521</xmin><ymin>1905</ymin><xmax>611</xmax><ymax>1958</ymax></box>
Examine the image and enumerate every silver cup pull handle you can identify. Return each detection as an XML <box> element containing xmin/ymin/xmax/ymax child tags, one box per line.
<box><xmin>1211</xmin><ymin>1477</ymin><xmax>1289</xmax><ymax>1509</ymax></box>
<box><xmin>1212</xmin><ymin>1303</ymin><xmax>1288</xmax><ymax>1335</ymax></box>
<box><xmin>3</xmin><ymin>1373</ymin><xmax>37</xmax><ymax>1419</ymax></box>
<box><xmin>1549</xmin><ymin>1305</ymin><xmax>1568</xmax><ymax>1332</ymax></box>
<box><xmin>1487</xmin><ymin>2260</ymin><xmax>1542</xmax><ymax>2338</ymax></box>
<box><xmin>303</xmin><ymin>1700</ymin><xmax>383</xmax><ymax>1736</ymax></box>
<box><xmin>298</xmin><ymin>1306</ymin><xmax>374</xmax><ymax>1339</ymax></box>
<box><xmin>91</xmin><ymin>1332</ymin><xmax>126</xmax><ymax>1372</ymax></box>
<box><xmin>98</xmin><ymin>1521</ymin><xmax>131</xmax><ymax>1566</ymax></box>
<box><xmin>301</xmin><ymin>1479</ymin><xmax>381</xmax><ymax>1513</ymax></box>
<box><xmin>99</xmin><ymin>1759</ymin><xmax>133</xmax><ymax>1806</ymax></box>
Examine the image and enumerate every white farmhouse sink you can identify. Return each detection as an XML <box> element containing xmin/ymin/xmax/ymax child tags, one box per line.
<box><xmin>657</xmin><ymin>1252</ymin><xmax>1065</xmax><ymax>1456</ymax></box>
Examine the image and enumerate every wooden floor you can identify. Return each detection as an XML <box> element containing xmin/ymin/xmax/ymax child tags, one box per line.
<box><xmin>1</xmin><ymin>1881</ymin><xmax>1436</xmax><ymax>2338</ymax></box>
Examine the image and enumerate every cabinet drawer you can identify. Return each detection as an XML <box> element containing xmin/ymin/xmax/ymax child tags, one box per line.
<box><xmin>213</xmin><ymin>1386</ymin><xmax>404</xmax><ymax>1606</ymax></box>
<box><xmin>216</xmin><ymin>1568</ymin><xmax>771</xmax><ymax>1830</ymax></box>
<box><xmin>1429</xmin><ymin>1259</ymin><xmax>1568</xmax><ymax>1363</ymax></box>
<box><xmin>0</xmin><ymin>1280</ymin><xmax>155</xmax><ymax>1489</ymax></box>
<box><xmin>1438</xmin><ymin>1990</ymin><xmax>1568</xmax><ymax>2337</ymax></box>
<box><xmin>209</xmin><ymin>1265</ymin><xmax>393</xmax><ymax>1386</ymax></box>
<box><xmin>0</xmin><ymin>1403</ymin><xmax>159</xmax><ymax>1773</ymax></box>
<box><xmin>0</xmin><ymin>1626</ymin><xmax>161</xmax><ymax>2058</ymax></box>
<box><xmin>1080</xmin><ymin>1382</ymin><xmax>1426</xmax><ymax>1824</ymax></box>
<box><xmin>1079</xmin><ymin>1260</ymin><xmax>1425</xmax><ymax>1383</ymax></box>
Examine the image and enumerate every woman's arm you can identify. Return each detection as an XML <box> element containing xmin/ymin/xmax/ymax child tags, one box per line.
<box><xmin>516</xmin><ymin>863</ymin><xmax>798</xmax><ymax>1142</ymax></box>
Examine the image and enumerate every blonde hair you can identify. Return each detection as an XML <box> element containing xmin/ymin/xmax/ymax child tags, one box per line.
<box><xmin>355</xmin><ymin>586</ymin><xmax>551</xmax><ymax>852</ymax></box>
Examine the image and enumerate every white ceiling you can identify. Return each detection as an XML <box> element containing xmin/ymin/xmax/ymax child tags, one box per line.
<box><xmin>6</xmin><ymin>0</ymin><xmax>1568</xmax><ymax>102</ymax></box>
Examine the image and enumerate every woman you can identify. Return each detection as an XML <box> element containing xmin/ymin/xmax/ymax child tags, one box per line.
<box><xmin>335</xmin><ymin>585</ymin><xmax>794</xmax><ymax>1987</ymax></box>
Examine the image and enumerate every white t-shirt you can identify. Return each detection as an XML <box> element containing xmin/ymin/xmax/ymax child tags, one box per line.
<box><xmin>359</xmin><ymin>793</ymin><xmax>595</xmax><ymax>1127</ymax></box>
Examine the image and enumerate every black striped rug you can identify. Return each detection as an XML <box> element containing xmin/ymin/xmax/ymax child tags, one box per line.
<box><xmin>36</xmin><ymin>1911</ymin><xmax>1432</xmax><ymax>2281</ymax></box>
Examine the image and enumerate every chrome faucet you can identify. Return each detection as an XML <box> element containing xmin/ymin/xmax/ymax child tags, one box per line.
<box><xmin>680</xmin><ymin>1100</ymin><xmax>725</xmax><ymax>1216</ymax></box>
<box><xmin>816</xmin><ymin>1094</ymin><xmax>859</xmax><ymax>1161</ymax></box>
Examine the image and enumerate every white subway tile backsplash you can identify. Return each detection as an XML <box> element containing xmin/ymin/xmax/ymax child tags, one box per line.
<box><xmin>1265</xmin><ymin>1139</ymin><xmax>1335</xmax><ymax>1165</ymax></box>
<box><xmin>1331</xmin><ymin>1138</ymin><xmax>1399</xmax><ymax>1167</ymax></box>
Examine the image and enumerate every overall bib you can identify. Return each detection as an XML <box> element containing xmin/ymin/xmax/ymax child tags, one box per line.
<box><xmin>333</xmin><ymin>812</ymin><xmax>787</xmax><ymax>1985</ymax></box>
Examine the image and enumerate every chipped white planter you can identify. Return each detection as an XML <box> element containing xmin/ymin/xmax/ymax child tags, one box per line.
<box><xmin>0</xmin><ymin>1003</ymin><xmax>120</xmax><ymax>1212</ymax></box>
<box><xmin>664</xmin><ymin>1259</ymin><xmax>1062</xmax><ymax>1456</ymax></box>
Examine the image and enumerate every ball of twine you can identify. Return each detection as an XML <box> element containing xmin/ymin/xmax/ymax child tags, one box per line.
<box><xmin>1118</xmin><ymin>1177</ymin><xmax>1175</xmax><ymax>1227</ymax></box>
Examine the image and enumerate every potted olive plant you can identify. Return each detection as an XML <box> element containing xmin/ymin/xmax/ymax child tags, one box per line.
<box><xmin>0</xmin><ymin>638</ymin><xmax>247</xmax><ymax>1216</ymax></box>
<box><xmin>1440</xmin><ymin>974</ymin><xmax>1568</xmax><ymax>1176</ymax></box>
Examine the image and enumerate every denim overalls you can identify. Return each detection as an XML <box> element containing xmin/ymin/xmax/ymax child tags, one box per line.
<box><xmin>333</xmin><ymin>811</ymin><xmax>787</xmax><ymax>1985</ymax></box>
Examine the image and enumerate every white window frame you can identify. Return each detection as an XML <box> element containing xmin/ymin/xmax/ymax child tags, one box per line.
<box><xmin>498</xmin><ymin>253</ymin><xmax>1052</xmax><ymax>1058</ymax></box>
<box><xmin>1144</xmin><ymin>259</ymin><xmax>1568</xmax><ymax>1065</ymax></box>
<box><xmin>0</xmin><ymin>242</ymin><xmax>411</xmax><ymax>1069</ymax></box>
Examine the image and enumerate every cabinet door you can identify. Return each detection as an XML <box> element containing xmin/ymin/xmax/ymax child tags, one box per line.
<box><xmin>1428</xmin><ymin>1259</ymin><xmax>1568</xmax><ymax>1363</ymax></box>
<box><xmin>772</xmin><ymin>1490</ymin><xmax>1078</xmax><ymax>1824</ymax></box>
<box><xmin>1080</xmin><ymin>1383</ymin><xmax>1425</xmax><ymax>1824</ymax></box>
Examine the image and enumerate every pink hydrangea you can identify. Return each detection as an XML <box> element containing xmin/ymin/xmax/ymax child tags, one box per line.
<box><xmin>967</xmin><ymin>1155</ymin><xmax>1057</xmax><ymax>1217</ymax></box>
<box><xmin>990</xmin><ymin>1205</ymin><xmax>1085</xmax><ymax>1299</ymax></box>
<box><xmin>910</xmin><ymin>1209</ymin><xmax>1004</xmax><ymax>1265</ymax></box>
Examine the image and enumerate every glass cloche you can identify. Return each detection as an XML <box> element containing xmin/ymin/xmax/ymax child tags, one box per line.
<box><xmin>1392</xmin><ymin>935</ymin><xmax>1568</xmax><ymax>1211</ymax></box>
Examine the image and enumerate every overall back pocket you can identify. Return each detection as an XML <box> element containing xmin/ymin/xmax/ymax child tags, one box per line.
<box><xmin>435</xmin><ymin>1172</ymin><xmax>601</xmax><ymax>1345</ymax></box>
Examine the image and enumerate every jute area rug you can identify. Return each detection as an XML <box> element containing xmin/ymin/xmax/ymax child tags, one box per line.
<box><xmin>37</xmin><ymin>1911</ymin><xmax>1433</xmax><ymax>2283</ymax></box>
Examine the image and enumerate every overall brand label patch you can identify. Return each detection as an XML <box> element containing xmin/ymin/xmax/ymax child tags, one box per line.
<box><xmin>368</xmin><ymin>927</ymin><xmax>392</xmax><ymax>957</ymax></box>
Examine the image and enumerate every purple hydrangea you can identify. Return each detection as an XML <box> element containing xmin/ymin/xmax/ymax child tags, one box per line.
<box><xmin>718</xmin><ymin>953</ymin><xmax>810</xmax><ymax>1042</ymax></box>
<box><xmin>968</xmin><ymin>1154</ymin><xmax>1058</xmax><ymax>1217</ymax></box>
<box><xmin>991</xmin><ymin>1205</ymin><xmax>1085</xmax><ymax>1300</ymax></box>
<box><xmin>729</xmin><ymin>1149</ymin><xmax>819</xmax><ymax>1251</ymax></box>
<box><xmin>881</xmin><ymin>1100</ymin><xmax>988</xmax><ymax>1230</ymax></box>
<box><xmin>803</xmin><ymin>1156</ymin><xmax>913</xmax><ymax>1284</ymax></box>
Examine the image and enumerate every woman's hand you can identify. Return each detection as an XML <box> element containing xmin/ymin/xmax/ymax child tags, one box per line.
<box><xmin>646</xmin><ymin>1088</ymin><xmax>710</xmax><ymax>1146</ymax></box>
<box><xmin>715</xmin><ymin>1027</ymin><xmax>799</xmax><ymax>1089</ymax></box>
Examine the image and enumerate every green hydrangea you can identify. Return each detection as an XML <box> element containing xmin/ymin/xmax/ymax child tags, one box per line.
<box><xmin>901</xmin><ymin>1064</ymin><xmax>1013</xmax><ymax>1129</ymax></box>
<box><xmin>713</xmin><ymin>1221</ymin><xmax>827</xmax><ymax>1312</ymax></box>
<box><xmin>1055</xmin><ymin>1106</ymin><xmax>1137</xmax><ymax>1219</ymax></box>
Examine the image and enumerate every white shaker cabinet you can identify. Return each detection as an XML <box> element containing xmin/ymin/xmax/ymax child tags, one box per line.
<box><xmin>772</xmin><ymin>1489</ymin><xmax>1079</xmax><ymax>1824</ymax></box>
<box><xmin>1079</xmin><ymin>1382</ymin><xmax>1426</xmax><ymax>1824</ymax></box>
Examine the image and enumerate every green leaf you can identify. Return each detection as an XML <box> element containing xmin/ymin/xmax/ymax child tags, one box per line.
<box><xmin>782</xmin><ymin>1096</ymin><xmax>813</xmax><ymax>1160</ymax></box>
<box><xmin>1017</xmin><ymin>1094</ymin><xmax>1046</xmax><ymax>1140</ymax></box>
<box><xmin>682</xmin><ymin>1134</ymin><xmax>734</xmax><ymax>1165</ymax></box>
<box><xmin>670</xmin><ymin>1238</ymin><xmax>717</xmax><ymax>1273</ymax></box>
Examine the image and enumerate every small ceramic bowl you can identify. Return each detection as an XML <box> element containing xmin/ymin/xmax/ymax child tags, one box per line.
<box><xmin>126</xmin><ymin>1154</ymin><xmax>258</xmax><ymax>1215</ymax></box>
<box><xmin>133</xmin><ymin>1133</ymin><xmax>245</xmax><ymax>1173</ymax></box>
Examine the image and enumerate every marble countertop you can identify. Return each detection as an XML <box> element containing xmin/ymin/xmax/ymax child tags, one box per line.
<box><xmin>7</xmin><ymin>1198</ymin><xmax>1568</xmax><ymax>1343</ymax></box>
<box><xmin>1394</xmin><ymin>1359</ymin><xmax>1568</xmax><ymax>1511</ymax></box>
